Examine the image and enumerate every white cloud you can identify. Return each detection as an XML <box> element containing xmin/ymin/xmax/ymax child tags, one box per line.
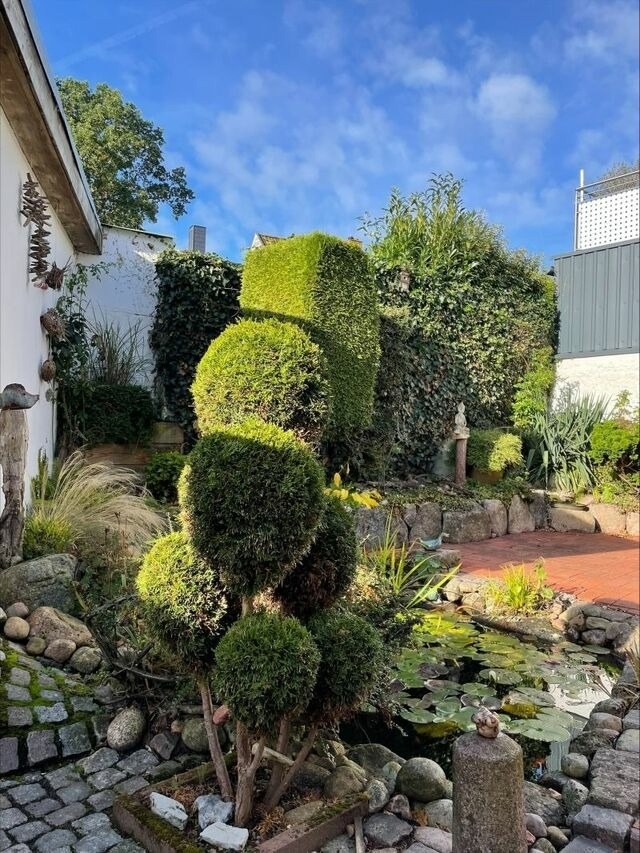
<box><xmin>565</xmin><ymin>0</ymin><xmax>640</xmax><ymax>64</ymax></box>
<box><xmin>283</xmin><ymin>1</ymin><xmax>344</xmax><ymax>58</ymax></box>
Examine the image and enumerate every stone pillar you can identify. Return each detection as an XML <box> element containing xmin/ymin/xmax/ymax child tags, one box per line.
<box><xmin>454</xmin><ymin>438</ymin><xmax>467</xmax><ymax>488</ymax></box>
<box><xmin>452</xmin><ymin>731</ymin><xmax>526</xmax><ymax>853</ymax></box>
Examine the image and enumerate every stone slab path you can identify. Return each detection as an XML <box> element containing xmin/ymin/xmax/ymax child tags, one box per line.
<box><xmin>455</xmin><ymin>531</ymin><xmax>640</xmax><ymax>614</ymax></box>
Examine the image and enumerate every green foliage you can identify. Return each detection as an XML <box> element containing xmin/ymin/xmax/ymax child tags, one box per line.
<box><xmin>307</xmin><ymin>608</ymin><xmax>383</xmax><ymax>722</ymax></box>
<box><xmin>273</xmin><ymin>496</ymin><xmax>357</xmax><ymax>619</ymax></box>
<box><xmin>358</xmin><ymin>175</ymin><xmax>558</xmax><ymax>476</ymax></box>
<box><xmin>144</xmin><ymin>452</ymin><xmax>187</xmax><ymax>503</ymax></box>
<box><xmin>22</xmin><ymin>515</ymin><xmax>74</xmax><ymax>559</ymax></box>
<box><xmin>58</xmin><ymin>78</ymin><xmax>194</xmax><ymax>227</ymax></box>
<box><xmin>590</xmin><ymin>420</ymin><xmax>639</xmax><ymax>467</ymax></box>
<box><xmin>512</xmin><ymin>347</ymin><xmax>556</xmax><ymax>430</ymax></box>
<box><xmin>59</xmin><ymin>382</ymin><xmax>155</xmax><ymax>446</ymax></box>
<box><xmin>485</xmin><ymin>561</ymin><xmax>554</xmax><ymax>615</ymax></box>
<box><xmin>136</xmin><ymin>531</ymin><xmax>234</xmax><ymax>671</ymax></box>
<box><xmin>87</xmin><ymin>316</ymin><xmax>148</xmax><ymax>385</ymax></box>
<box><xmin>324</xmin><ymin>472</ymin><xmax>382</xmax><ymax>508</ymax></box>
<box><xmin>526</xmin><ymin>392</ymin><xmax>608</xmax><ymax>493</ymax></box>
<box><xmin>213</xmin><ymin>612</ymin><xmax>320</xmax><ymax>734</ymax></box>
<box><xmin>241</xmin><ymin>233</ymin><xmax>380</xmax><ymax>434</ymax></box>
<box><xmin>466</xmin><ymin>430</ymin><xmax>523</xmax><ymax>473</ymax></box>
<box><xmin>593</xmin><ymin>467</ymin><xmax>639</xmax><ymax>512</ymax></box>
<box><xmin>192</xmin><ymin>318</ymin><xmax>331</xmax><ymax>443</ymax></box>
<box><xmin>465</xmin><ymin>475</ymin><xmax>532</xmax><ymax>504</ymax></box>
<box><xmin>179</xmin><ymin>418</ymin><xmax>325</xmax><ymax>596</ymax></box>
<box><xmin>150</xmin><ymin>249</ymin><xmax>241</xmax><ymax>443</ymax></box>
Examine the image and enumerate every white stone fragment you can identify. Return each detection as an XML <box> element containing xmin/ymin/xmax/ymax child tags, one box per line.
<box><xmin>195</xmin><ymin>793</ymin><xmax>234</xmax><ymax>829</ymax></box>
<box><xmin>149</xmin><ymin>792</ymin><xmax>188</xmax><ymax>830</ymax></box>
<box><xmin>200</xmin><ymin>821</ymin><xmax>249</xmax><ymax>850</ymax></box>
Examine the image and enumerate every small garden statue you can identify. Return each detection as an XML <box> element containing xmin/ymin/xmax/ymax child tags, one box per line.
<box><xmin>0</xmin><ymin>384</ymin><xmax>39</xmax><ymax>568</ymax></box>
<box><xmin>453</xmin><ymin>401</ymin><xmax>469</xmax><ymax>487</ymax></box>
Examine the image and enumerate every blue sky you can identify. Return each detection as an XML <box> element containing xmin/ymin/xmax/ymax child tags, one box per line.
<box><xmin>32</xmin><ymin>0</ymin><xmax>639</xmax><ymax>264</ymax></box>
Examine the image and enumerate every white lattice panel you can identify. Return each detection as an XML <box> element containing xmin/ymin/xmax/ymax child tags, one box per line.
<box><xmin>576</xmin><ymin>187</ymin><xmax>639</xmax><ymax>250</ymax></box>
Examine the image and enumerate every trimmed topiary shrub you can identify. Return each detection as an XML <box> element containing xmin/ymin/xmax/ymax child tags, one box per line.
<box><xmin>144</xmin><ymin>451</ymin><xmax>187</xmax><ymax>503</ymax></box>
<box><xmin>466</xmin><ymin>429</ymin><xmax>523</xmax><ymax>473</ymax></box>
<box><xmin>307</xmin><ymin>608</ymin><xmax>383</xmax><ymax>723</ymax></box>
<box><xmin>178</xmin><ymin>418</ymin><xmax>325</xmax><ymax>595</ymax></box>
<box><xmin>192</xmin><ymin>318</ymin><xmax>331</xmax><ymax>443</ymax></box>
<box><xmin>58</xmin><ymin>381</ymin><xmax>155</xmax><ymax>446</ymax></box>
<box><xmin>273</xmin><ymin>496</ymin><xmax>357</xmax><ymax>618</ymax></box>
<box><xmin>136</xmin><ymin>531</ymin><xmax>235</xmax><ymax>671</ymax></box>
<box><xmin>241</xmin><ymin>233</ymin><xmax>380</xmax><ymax>434</ymax></box>
<box><xmin>213</xmin><ymin>612</ymin><xmax>320</xmax><ymax>735</ymax></box>
<box><xmin>150</xmin><ymin>249</ymin><xmax>241</xmax><ymax>444</ymax></box>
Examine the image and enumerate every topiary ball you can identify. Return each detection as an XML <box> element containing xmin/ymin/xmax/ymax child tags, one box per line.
<box><xmin>213</xmin><ymin>612</ymin><xmax>320</xmax><ymax>734</ymax></box>
<box><xmin>307</xmin><ymin>609</ymin><xmax>383</xmax><ymax>723</ymax></box>
<box><xmin>192</xmin><ymin>318</ymin><xmax>331</xmax><ymax>443</ymax></box>
<box><xmin>178</xmin><ymin>418</ymin><xmax>325</xmax><ymax>596</ymax></box>
<box><xmin>273</xmin><ymin>496</ymin><xmax>357</xmax><ymax>619</ymax></box>
<box><xmin>136</xmin><ymin>530</ymin><xmax>235</xmax><ymax>671</ymax></box>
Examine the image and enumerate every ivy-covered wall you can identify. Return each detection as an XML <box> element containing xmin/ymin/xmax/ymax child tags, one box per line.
<box><xmin>150</xmin><ymin>249</ymin><xmax>241</xmax><ymax>443</ymax></box>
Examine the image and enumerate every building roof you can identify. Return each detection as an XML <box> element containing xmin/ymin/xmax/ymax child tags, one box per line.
<box><xmin>0</xmin><ymin>0</ymin><xmax>102</xmax><ymax>253</ymax></box>
<box><xmin>254</xmin><ymin>233</ymin><xmax>285</xmax><ymax>246</ymax></box>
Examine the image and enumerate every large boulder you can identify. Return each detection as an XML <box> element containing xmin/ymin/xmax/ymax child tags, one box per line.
<box><xmin>625</xmin><ymin>511</ymin><xmax>639</xmax><ymax>537</ymax></box>
<box><xmin>481</xmin><ymin>499</ymin><xmax>508</xmax><ymax>537</ymax></box>
<box><xmin>27</xmin><ymin>606</ymin><xmax>93</xmax><ymax>648</ymax></box>
<box><xmin>0</xmin><ymin>554</ymin><xmax>76</xmax><ymax>612</ymax></box>
<box><xmin>529</xmin><ymin>491</ymin><xmax>548</xmax><ymax>529</ymax></box>
<box><xmin>355</xmin><ymin>508</ymin><xmax>407</xmax><ymax>549</ymax></box>
<box><xmin>442</xmin><ymin>506</ymin><xmax>491</xmax><ymax>543</ymax></box>
<box><xmin>524</xmin><ymin>781</ymin><xmax>566</xmax><ymax>826</ymax></box>
<box><xmin>410</xmin><ymin>503</ymin><xmax>443</xmax><ymax>542</ymax></box>
<box><xmin>347</xmin><ymin>743</ymin><xmax>405</xmax><ymax>779</ymax></box>
<box><xmin>589</xmin><ymin>503</ymin><xmax>627</xmax><ymax>536</ymax></box>
<box><xmin>396</xmin><ymin>757</ymin><xmax>448</xmax><ymax>802</ymax></box>
<box><xmin>549</xmin><ymin>506</ymin><xmax>596</xmax><ymax>533</ymax></box>
<box><xmin>508</xmin><ymin>496</ymin><xmax>535</xmax><ymax>534</ymax></box>
<box><xmin>107</xmin><ymin>706</ymin><xmax>146</xmax><ymax>752</ymax></box>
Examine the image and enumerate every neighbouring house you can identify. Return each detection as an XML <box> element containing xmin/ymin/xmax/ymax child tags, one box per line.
<box><xmin>554</xmin><ymin>169</ymin><xmax>640</xmax><ymax>406</ymax></box>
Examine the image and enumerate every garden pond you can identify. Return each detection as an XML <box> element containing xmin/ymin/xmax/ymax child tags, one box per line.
<box><xmin>344</xmin><ymin>610</ymin><xmax>619</xmax><ymax>778</ymax></box>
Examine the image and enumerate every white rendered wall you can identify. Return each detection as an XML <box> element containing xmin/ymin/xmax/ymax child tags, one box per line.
<box><xmin>79</xmin><ymin>226</ymin><xmax>173</xmax><ymax>389</ymax></box>
<box><xmin>554</xmin><ymin>352</ymin><xmax>640</xmax><ymax>409</ymax></box>
<box><xmin>0</xmin><ymin>107</ymin><xmax>75</xmax><ymax>499</ymax></box>
<box><xmin>577</xmin><ymin>187</ymin><xmax>640</xmax><ymax>250</ymax></box>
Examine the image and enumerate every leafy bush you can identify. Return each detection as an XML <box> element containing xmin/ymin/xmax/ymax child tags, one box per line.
<box><xmin>179</xmin><ymin>418</ymin><xmax>325</xmax><ymax>595</ymax></box>
<box><xmin>22</xmin><ymin>515</ymin><xmax>74</xmax><ymax>559</ymax></box>
<box><xmin>590</xmin><ymin>420</ymin><xmax>639</xmax><ymax>468</ymax></box>
<box><xmin>192</xmin><ymin>318</ymin><xmax>331</xmax><ymax>443</ymax></box>
<box><xmin>466</xmin><ymin>429</ymin><xmax>523</xmax><ymax>473</ymax></box>
<box><xmin>307</xmin><ymin>608</ymin><xmax>383</xmax><ymax>722</ymax></box>
<box><xmin>144</xmin><ymin>452</ymin><xmax>186</xmax><ymax>503</ymax></box>
<box><xmin>58</xmin><ymin>382</ymin><xmax>155</xmax><ymax>446</ymax></box>
<box><xmin>324</xmin><ymin>472</ymin><xmax>382</xmax><ymax>508</ymax></box>
<box><xmin>214</xmin><ymin>612</ymin><xmax>320</xmax><ymax>734</ymax></box>
<box><xmin>26</xmin><ymin>450</ymin><xmax>165</xmax><ymax>558</ymax></box>
<box><xmin>593</xmin><ymin>467</ymin><xmax>640</xmax><ymax>512</ymax></box>
<box><xmin>273</xmin><ymin>496</ymin><xmax>357</xmax><ymax>619</ymax></box>
<box><xmin>136</xmin><ymin>531</ymin><xmax>234</xmax><ymax>671</ymax></box>
<box><xmin>241</xmin><ymin>233</ymin><xmax>380</xmax><ymax>434</ymax></box>
<box><xmin>512</xmin><ymin>346</ymin><xmax>556</xmax><ymax>431</ymax></box>
<box><xmin>150</xmin><ymin>249</ymin><xmax>241</xmax><ymax>443</ymax></box>
<box><xmin>358</xmin><ymin>175</ymin><xmax>558</xmax><ymax>476</ymax></box>
<box><xmin>485</xmin><ymin>561</ymin><xmax>554</xmax><ymax>615</ymax></box>
<box><xmin>526</xmin><ymin>392</ymin><xmax>608</xmax><ymax>493</ymax></box>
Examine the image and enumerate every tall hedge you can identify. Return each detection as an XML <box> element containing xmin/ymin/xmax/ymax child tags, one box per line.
<box><xmin>150</xmin><ymin>249</ymin><xmax>241</xmax><ymax>444</ymax></box>
<box><xmin>241</xmin><ymin>233</ymin><xmax>380</xmax><ymax>434</ymax></box>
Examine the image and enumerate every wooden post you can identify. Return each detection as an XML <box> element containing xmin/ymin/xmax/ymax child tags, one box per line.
<box><xmin>455</xmin><ymin>437</ymin><xmax>467</xmax><ymax>488</ymax></box>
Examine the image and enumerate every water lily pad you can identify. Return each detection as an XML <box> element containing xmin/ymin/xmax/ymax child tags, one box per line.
<box><xmin>400</xmin><ymin>708</ymin><xmax>436</xmax><ymax>724</ymax></box>
<box><xmin>434</xmin><ymin>697</ymin><xmax>462</xmax><ymax>715</ymax></box>
<box><xmin>509</xmin><ymin>687</ymin><xmax>555</xmax><ymax>708</ymax></box>
<box><xmin>505</xmin><ymin>719</ymin><xmax>571</xmax><ymax>742</ymax></box>
<box><xmin>501</xmin><ymin>700</ymin><xmax>538</xmax><ymax>719</ymax></box>
<box><xmin>568</xmin><ymin>652</ymin><xmax>598</xmax><ymax>663</ymax></box>
<box><xmin>479</xmin><ymin>668</ymin><xmax>523</xmax><ymax>686</ymax></box>
<box><xmin>536</xmin><ymin>707</ymin><xmax>577</xmax><ymax>728</ymax></box>
<box><xmin>416</xmin><ymin>719</ymin><xmax>460</xmax><ymax>739</ymax></box>
<box><xmin>425</xmin><ymin>679</ymin><xmax>463</xmax><ymax>692</ymax></box>
<box><xmin>461</xmin><ymin>693</ymin><xmax>481</xmax><ymax>707</ymax></box>
<box><xmin>580</xmin><ymin>645</ymin><xmax>609</xmax><ymax>655</ymax></box>
<box><xmin>461</xmin><ymin>682</ymin><xmax>491</xmax><ymax>696</ymax></box>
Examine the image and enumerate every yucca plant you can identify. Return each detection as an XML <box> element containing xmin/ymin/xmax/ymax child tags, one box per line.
<box><xmin>526</xmin><ymin>392</ymin><xmax>608</xmax><ymax>494</ymax></box>
<box><xmin>26</xmin><ymin>450</ymin><xmax>166</xmax><ymax>557</ymax></box>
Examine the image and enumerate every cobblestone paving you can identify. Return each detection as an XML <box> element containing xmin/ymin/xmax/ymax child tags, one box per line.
<box><xmin>1</xmin><ymin>639</ymin><xmax>189</xmax><ymax>851</ymax></box>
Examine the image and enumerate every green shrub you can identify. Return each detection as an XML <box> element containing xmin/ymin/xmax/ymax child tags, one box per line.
<box><xmin>485</xmin><ymin>561</ymin><xmax>554</xmax><ymax>615</ymax></box>
<box><xmin>241</xmin><ymin>233</ymin><xmax>380</xmax><ymax>434</ymax></box>
<box><xmin>179</xmin><ymin>419</ymin><xmax>325</xmax><ymax>595</ymax></box>
<box><xmin>589</xmin><ymin>420</ymin><xmax>639</xmax><ymax>467</ymax></box>
<box><xmin>273</xmin><ymin>496</ymin><xmax>357</xmax><ymax>618</ymax></box>
<box><xmin>22</xmin><ymin>515</ymin><xmax>75</xmax><ymax>559</ymax></box>
<box><xmin>144</xmin><ymin>452</ymin><xmax>187</xmax><ymax>503</ymax></box>
<box><xmin>512</xmin><ymin>347</ymin><xmax>556</xmax><ymax>431</ymax></box>
<box><xmin>192</xmin><ymin>318</ymin><xmax>331</xmax><ymax>443</ymax></box>
<box><xmin>466</xmin><ymin>430</ymin><xmax>523</xmax><ymax>473</ymax></box>
<box><xmin>58</xmin><ymin>381</ymin><xmax>155</xmax><ymax>446</ymax></box>
<box><xmin>307</xmin><ymin>608</ymin><xmax>383</xmax><ymax>722</ymax></box>
<box><xmin>150</xmin><ymin>249</ymin><xmax>241</xmax><ymax>443</ymax></box>
<box><xmin>136</xmin><ymin>531</ymin><xmax>235</xmax><ymax>670</ymax></box>
<box><xmin>214</xmin><ymin>612</ymin><xmax>320</xmax><ymax>734</ymax></box>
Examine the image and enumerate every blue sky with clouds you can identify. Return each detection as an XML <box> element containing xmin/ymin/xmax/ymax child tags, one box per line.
<box><xmin>32</xmin><ymin>0</ymin><xmax>639</xmax><ymax>263</ymax></box>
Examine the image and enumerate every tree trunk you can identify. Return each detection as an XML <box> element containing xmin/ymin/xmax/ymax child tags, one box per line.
<box><xmin>263</xmin><ymin>724</ymin><xmax>319</xmax><ymax>811</ymax></box>
<box><xmin>234</xmin><ymin>722</ymin><xmax>265</xmax><ymax>827</ymax></box>
<box><xmin>199</xmin><ymin>681</ymin><xmax>234</xmax><ymax>800</ymax></box>
<box><xmin>0</xmin><ymin>410</ymin><xmax>29</xmax><ymax>568</ymax></box>
<box><xmin>264</xmin><ymin>717</ymin><xmax>290</xmax><ymax>804</ymax></box>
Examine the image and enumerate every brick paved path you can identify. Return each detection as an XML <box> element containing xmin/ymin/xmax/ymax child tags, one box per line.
<box><xmin>455</xmin><ymin>531</ymin><xmax>640</xmax><ymax>614</ymax></box>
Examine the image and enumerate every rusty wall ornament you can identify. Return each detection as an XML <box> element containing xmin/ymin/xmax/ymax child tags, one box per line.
<box><xmin>40</xmin><ymin>307</ymin><xmax>66</xmax><ymax>341</ymax></box>
<box><xmin>44</xmin><ymin>259</ymin><xmax>70</xmax><ymax>291</ymax></box>
<box><xmin>20</xmin><ymin>172</ymin><xmax>52</xmax><ymax>286</ymax></box>
<box><xmin>40</xmin><ymin>358</ymin><xmax>56</xmax><ymax>383</ymax></box>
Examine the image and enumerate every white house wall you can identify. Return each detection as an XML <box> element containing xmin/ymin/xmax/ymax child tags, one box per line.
<box><xmin>78</xmin><ymin>226</ymin><xmax>173</xmax><ymax>389</ymax></box>
<box><xmin>0</xmin><ymin>106</ymin><xmax>75</xmax><ymax>498</ymax></box>
<box><xmin>554</xmin><ymin>352</ymin><xmax>640</xmax><ymax>409</ymax></box>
